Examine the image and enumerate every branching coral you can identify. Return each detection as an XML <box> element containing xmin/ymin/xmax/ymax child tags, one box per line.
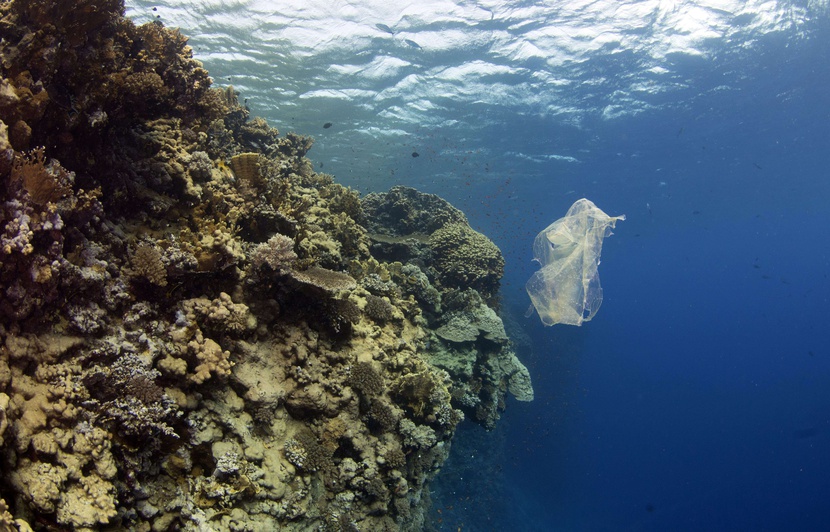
<box><xmin>284</xmin><ymin>431</ymin><xmax>334</xmax><ymax>474</ymax></box>
<box><xmin>9</xmin><ymin>147</ymin><xmax>71</xmax><ymax>206</ymax></box>
<box><xmin>83</xmin><ymin>353</ymin><xmax>180</xmax><ymax>439</ymax></box>
<box><xmin>364</xmin><ymin>294</ymin><xmax>396</xmax><ymax>323</ymax></box>
<box><xmin>347</xmin><ymin>361</ymin><xmax>384</xmax><ymax>396</ymax></box>
<box><xmin>129</xmin><ymin>244</ymin><xmax>168</xmax><ymax>287</ymax></box>
<box><xmin>251</xmin><ymin>233</ymin><xmax>297</xmax><ymax>272</ymax></box>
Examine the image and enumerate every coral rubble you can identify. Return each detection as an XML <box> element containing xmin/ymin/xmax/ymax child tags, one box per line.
<box><xmin>0</xmin><ymin>1</ymin><xmax>533</xmax><ymax>530</ymax></box>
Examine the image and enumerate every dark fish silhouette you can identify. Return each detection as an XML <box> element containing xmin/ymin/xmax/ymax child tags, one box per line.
<box><xmin>405</xmin><ymin>39</ymin><xmax>422</xmax><ymax>49</ymax></box>
<box><xmin>323</xmin><ymin>122</ymin><xmax>332</xmax><ymax>129</ymax></box>
<box><xmin>376</xmin><ymin>23</ymin><xmax>394</xmax><ymax>34</ymax></box>
<box><xmin>411</xmin><ymin>151</ymin><xmax>420</xmax><ymax>158</ymax></box>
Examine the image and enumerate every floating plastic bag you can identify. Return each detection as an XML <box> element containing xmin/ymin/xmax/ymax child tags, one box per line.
<box><xmin>526</xmin><ymin>198</ymin><xmax>624</xmax><ymax>326</ymax></box>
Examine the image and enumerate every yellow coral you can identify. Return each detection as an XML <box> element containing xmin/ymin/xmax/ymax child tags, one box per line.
<box><xmin>10</xmin><ymin>147</ymin><xmax>71</xmax><ymax>205</ymax></box>
<box><xmin>55</xmin><ymin>474</ymin><xmax>117</xmax><ymax>528</ymax></box>
<box><xmin>0</xmin><ymin>393</ymin><xmax>8</xmax><ymax>448</ymax></box>
<box><xmin>229</xmin><ymin>152</ymin><xmax>262</xmax><ymax>184</ymax></box>
<box><xmin>188</xmin><ymin>332</ymin><xmax>233</xmax><ymax>384</ymax></box>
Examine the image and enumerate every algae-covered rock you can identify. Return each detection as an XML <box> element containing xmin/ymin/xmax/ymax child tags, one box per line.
<box><xmin>435</xmin><ymin>299</ymin><xmax>508</xmax><ymax>344</ymax></box>
<box><xmin>362</xmin><ymin>185</ymin><xmax>467</xmax><ymax>236</ymax></box>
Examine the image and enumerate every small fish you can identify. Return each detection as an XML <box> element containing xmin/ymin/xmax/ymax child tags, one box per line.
<box><xmin>753</xmin><ymin>162</ymin><xmax>762</xmax><ymax>169</ymax></box>
<box><xmin>411</xmin><ymin>151</ymin><xmax>420</xmax><ymax>158</ymax></box>
<box><xmin>692</xmin><ymin>210</ymin><xmax>700</xmax><ymax>215</ymax></box>
<box><xmin>404</xmin><ymin>39</ymin><xmax>422</xmax><ymax>49</ymax></box>
<box><xmin>323</xmin><ymin>122</ymin><xmax>332</xmax><ymax>129</ymax></box>
<box><xmin>376</xmin><ymin>23</ymin><xmax>394</xmax><ymax>34</ymax></box>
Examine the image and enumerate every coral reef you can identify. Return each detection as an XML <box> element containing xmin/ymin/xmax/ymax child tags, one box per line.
<box><xmin>0</xmin><ymin>1</ymin><xmax>533</xmax><ymax>530</ymax></box>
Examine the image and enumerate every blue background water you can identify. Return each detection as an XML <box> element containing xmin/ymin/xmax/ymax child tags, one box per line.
<box><xmin>127</xmin><ymin>2</ymin><xmax>830</xmax><ymax>529</ymax></box>
<box><xmin>449</xmin><ymin>22</ymin><xmax>830</xmax><ymax>531</ymax></box>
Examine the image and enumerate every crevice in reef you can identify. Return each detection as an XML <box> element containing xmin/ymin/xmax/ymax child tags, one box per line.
<box><xmin>0</xmin><ymin>1</ymin><xmax>533</xmax><ymax>530</ymax></box>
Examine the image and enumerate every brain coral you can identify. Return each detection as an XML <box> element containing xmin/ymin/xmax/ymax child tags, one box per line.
<box><xmin>429</xmin><ymin>222</ymin><xmax>505</xmax><ymax>300</ymax></box>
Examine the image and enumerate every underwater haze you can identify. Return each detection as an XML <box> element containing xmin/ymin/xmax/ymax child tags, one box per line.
<box><xmin>127</xmin><ymin>0</ymin><xmax>830</xmax><ymax>530</ymax></box>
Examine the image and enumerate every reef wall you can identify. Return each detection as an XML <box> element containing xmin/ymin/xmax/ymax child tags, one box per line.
<box><xmin>0</xmin><ymin>1</ymin><xmax>532</xmax><ymax>530</ymax></box>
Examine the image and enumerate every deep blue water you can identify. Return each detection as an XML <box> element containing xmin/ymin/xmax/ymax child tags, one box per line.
<box><xmin>125</xmin><ymin>2</ymin><xmax>830</xmax><ymax>529</ymax></box>
<box><xmin>436</xmin><ymin>17</ymin><xmax>830</xmax><ymax>532</ymax></box>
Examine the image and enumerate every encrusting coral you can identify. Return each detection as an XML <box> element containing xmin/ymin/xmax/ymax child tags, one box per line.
<box><xmin>0</xmin><ymin>1</ymin><xmax>533</xmax><ymax>530</ymax></box>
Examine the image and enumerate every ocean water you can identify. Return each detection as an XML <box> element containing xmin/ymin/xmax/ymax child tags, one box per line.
<box><xmin>125</xmin><ymin>1</ymin><xmax>830</xmax><ymax>530</ymax></box>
